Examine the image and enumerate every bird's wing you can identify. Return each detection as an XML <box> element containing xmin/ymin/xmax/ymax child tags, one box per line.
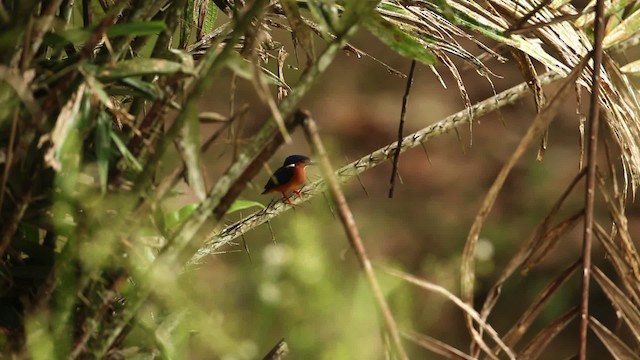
<box><xmin>262</xmin><ymin>166</ymin><xmax>294</xmax><ymax>193</ymax></box>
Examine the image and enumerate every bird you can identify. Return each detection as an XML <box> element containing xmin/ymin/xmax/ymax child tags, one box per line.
<box><xmin>262</xmin><ymin>155</ymin><xmax>314</xmax><ymax>204</ymax></box>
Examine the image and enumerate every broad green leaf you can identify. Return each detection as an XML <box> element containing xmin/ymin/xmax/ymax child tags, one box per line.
<box><xmin>96</xmin><ymin>58</ymin><xmax>195</xmax><ymax>80</ymax></box>
<box><xmin>227</xmin><ymin>199</ymin><xmax>265</xmax><ymax>214</ymax></box>
<box><xmin>365</xmin><ymin>12</ymin><xmax>437</xmax><ymax>65</ymax></box>
<box><xmin>95</xmin><ymin>113</ymin><xmax>111</xmax><ymax>193</ymax></box>
<box><xmin>202</xmin><ymin>0</ymin><xmax>218</xmax><ymax>35</ymax></box>
<box><xmin>182</xmin><ymin>0</ymin><xmax>195</xmax><ymax>48</ymax></box>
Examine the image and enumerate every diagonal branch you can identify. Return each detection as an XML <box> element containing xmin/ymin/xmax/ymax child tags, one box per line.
<box><xmin>301</xmin><ymin>111</ymin><xmax>408</xmax><ymax>360</ymax></box>
<box><xmin>190</xmin><ymin>69</ymin><xmax>565</xmax><ymax>265</ymax></box>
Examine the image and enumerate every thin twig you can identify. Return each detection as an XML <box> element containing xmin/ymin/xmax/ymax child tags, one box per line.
<box><xmin>301</xmin><ymin>112</ymin><xmax>409</xmax><ymax>360</ymax></box>
<box><xmin>579</xmin><ymin>0</ymin><xmax>606</xmax><ymax>357</ymax></box>
<box><xmin>389</xmin><ymin>60</ymin><xmax>416</xmax><ymax>198</ymax></box>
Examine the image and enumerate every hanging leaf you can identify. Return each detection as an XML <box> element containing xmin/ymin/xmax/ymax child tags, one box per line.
<box><xmin>365</xmin><ymin>12</ymin><xmax>437</xmax><ymax>66</ymax></box>
<box><xmin>227</xmin><ymin>199</ymin><xmax>265</xmax><ymax>214</ymax></box>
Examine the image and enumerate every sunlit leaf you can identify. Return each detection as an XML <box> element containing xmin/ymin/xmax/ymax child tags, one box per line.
<box><xmin>165</xmin><ymin>204</ymin><xmax>199</xmax><ymax>231</ymax></box>
<box><xmin>603</xmin><ymin>9</ymin><xmax>640</xmax><ymax>48</ymax></box>
<box><xmin>621</xmin><ymin>59</ymin><xmax>640</xmax><ymax>76</ymax></box>
<box><xmin>226</xmin><ymin>199</ymin><xmax>265</xmax><ymax>214</ymax></box>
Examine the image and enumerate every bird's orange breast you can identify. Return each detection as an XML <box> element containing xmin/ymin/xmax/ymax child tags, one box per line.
<box><xmin>265</xmin><ymin>165</ymin><xmax>306</xmax><ymax>194</ymax></box>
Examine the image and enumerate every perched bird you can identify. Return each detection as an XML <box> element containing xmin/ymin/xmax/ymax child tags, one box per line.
<box><xmin>262</xmin><ymin>155</ymin><xmax>314</xmax><ymax>203</ymax></box>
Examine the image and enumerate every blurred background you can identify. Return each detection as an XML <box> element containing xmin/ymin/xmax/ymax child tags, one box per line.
<box><xmin>167</xmin><ymin>29</ymin><xmax>640</xmax><ymax>359</ymax></box>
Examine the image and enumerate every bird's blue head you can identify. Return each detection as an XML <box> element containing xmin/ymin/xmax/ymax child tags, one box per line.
<box><xmin>283</xmin><ymin>155</ymin><xmax>312</xmax><ymax>167</ymax></box>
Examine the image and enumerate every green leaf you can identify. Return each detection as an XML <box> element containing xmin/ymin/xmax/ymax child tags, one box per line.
<box><xmin>115</xmin><ymin>77</ymin><xmax>161</xmax><ymax>100</ymax></box>
<box><xmin>202</xmin><ymin>1</ymin><xmax>218</xmax><ymax>35</ymax></box>
<box><xmin>43</xmin><ymin>21</ymin><xmax>166</xmax><ymax>47</ymax></box>
<box><xmin>227</xmin><ymin>199</ymin><xmax>265</xmax><ymax>214</ymax></box>
<box><xmin>182</xmin><ymin>0</ymin><xmax>195</xmax><ymax>48</ymax></box>
<box><xmin>96</xmin><ymin>58</ymin><xmax>195</xmax><ymax>80</ymax></box>
<box><xmin>365</xmin><ymin>12</ymin><xmax>437</xmax><ymax>65</ymax></box>
<box><xmin>95</xmin><ymin>113</ymin><xmax>111</xmax><ymax>193</ymax></box>
<box><xmin>106</xmin><ymin>21</ymin><xmax>167</xmax><ymax>37</ymax></box>
<box><xmin>110</xmin><ymin>132</ymin><xmax>143</xmax><ymax>172</ymax></box>
<box><xmin>165</xmin><ymin>204</ymin><xmax>199</xmax><ymax>231</ymax></box>
<box><xmin>18</xmin><ymin>223</ymin><xmax>40</xmax><ymax>243</ymax></box>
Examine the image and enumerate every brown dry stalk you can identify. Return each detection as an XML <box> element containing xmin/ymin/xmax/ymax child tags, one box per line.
<box><xmin>461</xmin><ymin>57</ymin><xmax>588</xmax><ymax>356</ymax></box>
<box><xmin>580</xmin><ymin>0</ymin><xmax>606</xmax><ymax>356</ymax></box>
<box><xmin>301</xmin><ymin>112</ymin><xmax>409</xmax><ymax>360</ymax></box>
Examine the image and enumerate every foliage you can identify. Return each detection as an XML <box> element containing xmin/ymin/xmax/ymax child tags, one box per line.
<box><xmin>0</xmin><ymin>0</ymin><xmax>639</xmax><ymax>358</ymax></box>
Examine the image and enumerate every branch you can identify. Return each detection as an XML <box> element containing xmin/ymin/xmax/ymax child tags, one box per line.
<box><xmin>190</xmin><ymin>69</ymin><xmax>565</xmax><ymax>265</ymax></box>
<box><xmin>302</xmin><ymin>112</ymin><xmax>408</xmax><ymax>360</ymax></box>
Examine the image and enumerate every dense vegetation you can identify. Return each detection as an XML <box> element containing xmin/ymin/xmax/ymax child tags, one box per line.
<box><xmin>1</xmin><ymin>0</ymin><xmax>640</xmax><ymax>358</ymax></box>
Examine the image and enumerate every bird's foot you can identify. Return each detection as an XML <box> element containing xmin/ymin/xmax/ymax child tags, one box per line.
<box><xmin>293</xmin><ymin>189</ymin><xmax>302</xmax><ymax>199</ymax></box>
<box><xmin>281</xmin><ymin>193</ymin><xmax>293</xmax><ymax>204</ymax></box>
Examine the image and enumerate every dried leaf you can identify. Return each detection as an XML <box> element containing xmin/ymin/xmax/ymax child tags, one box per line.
<box><xmin>384</xmin><ymin>267</ymin><xmax>515</xmax><ymax>360</ymax></box>
<box><xmin>590</xmin><ymin>316</ymin><xmax>640</xmax><ymax>360</ymax></box>
<box><xmin>460</xmin><ymin>57</ymin><xmax>587</xmax><ymax>325</ymax></box>
<box><xmin>518</xmin><ymin>307</ymin><xmax>578</xmax><ymax>360</ymax></box>
<box><xmin>592</xmin><ymin>267</ymin><xmax>640</xmax><ymax>342</ymax></box>
<box><xmin>402</xmin><ymin>330</ymin><xmax>475</xmax><ymax>360</ymax></box>
<box><xmin>603</xmin><ymin>9</ymin><xmax>640</xmax><ymax>48</ymax></box>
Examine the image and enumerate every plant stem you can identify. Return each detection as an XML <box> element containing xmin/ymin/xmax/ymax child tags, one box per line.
<box><xmin>302</xmin><ymin>112</ymin><xmax>409</xmax><ymax>360</ymax></box>
<box><xmin>579</xmin><ymin>0</ymin><xmax>606</xmax><ymax>357</ymax></box>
